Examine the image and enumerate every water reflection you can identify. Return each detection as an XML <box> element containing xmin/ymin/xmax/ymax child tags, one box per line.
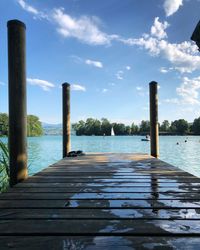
<box><xmin>151</xmin><ymin>168</ymin><xmax>159</xmax><ymax>215</ymax></box>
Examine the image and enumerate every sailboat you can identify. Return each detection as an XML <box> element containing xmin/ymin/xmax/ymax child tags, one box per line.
<box><xmin>111</xmin><ymin>127</ymin><xmax>115</xmax><ymax>136</ymax></box>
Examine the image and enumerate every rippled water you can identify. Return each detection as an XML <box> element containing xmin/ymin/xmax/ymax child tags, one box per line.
<box><xmin>1</xmin><ymin>135</ymin><xmax>200</xmax><ymax>177</ymax></box>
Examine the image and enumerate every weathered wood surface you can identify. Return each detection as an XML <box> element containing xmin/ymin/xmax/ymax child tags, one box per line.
<box><xmin>1</xmin><ymin>153</ymin><xmax>200</xmax><ymax>249</ymax></box>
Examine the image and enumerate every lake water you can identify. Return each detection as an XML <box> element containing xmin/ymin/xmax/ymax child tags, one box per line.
<box><xmin>2</xmin><ymin>135</ymin><xmax>200</xmax><ymax>177</ymax></box>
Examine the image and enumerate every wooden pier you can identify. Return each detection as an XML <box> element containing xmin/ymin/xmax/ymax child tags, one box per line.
<box><xmin>1</xmin><ymin>153</ymin><xmax>200</xmax><ymax>249</ymax></box>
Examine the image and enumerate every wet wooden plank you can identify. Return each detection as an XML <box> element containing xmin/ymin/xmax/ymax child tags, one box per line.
<box><xmin>0</xmin><ymin>219</ymin><xmax>200</xmax><ymax>235</ymax></box>
<box><xmin>7</xmin><ymin>186</ymin><xmax>200</xmax><ymax>193</ymax></box>
<box><xmin>1</xmin><ymin>192</ymin><xmax>200</xmax><ymax>200</ymax></box>
<box><xmin>1</xmin><ymin>199</ymin><xmax>200</xmax><ymax>209</ymax></box>
<box><xmin>42</xmin><ymin>167</ymin><xmax>185</xmax><ymax>172</ymax></box>
<box><xmin>1</xmin><ymin>153</ymin><xmax>200</xmax><ymax>247</ymax></box>
<box><xmin>23</xmin><ymin>177</ymin><xmax>200</xmax><ymax>183</ymax></box>
<box><xmin>39</xmin><ymin>169</ymin><xmax>188</xmax><ymax>174</ymax></box>
<box><xmin>0</xmin><ymin>208</ymin><xmax>200</xmax><ymax>219</ymax></box>
<box><xmin>1</xmin><ymin>236</ymin><xmax>200</xmax><ymax>250</ymax></box>
<box><xmin>15</xmin><ymin>182</ymin><xmax>200</xmax><ymax>188</ymax></box>
<box><xmin>33</xmin><ymin>172</ymin><xmax>197</xmax><ymax>178</ymax></box>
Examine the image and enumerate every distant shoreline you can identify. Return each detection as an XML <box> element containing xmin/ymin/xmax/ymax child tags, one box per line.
<box><xmin>1</xmin><ymin>133</ymin><xmax>199</xmax><ymax>138</ymax></box>
<box><xmin>37</xmin><ymin>133</ymin><xmax>200</xmax><ymax>136</ymax></box>
<box><xmin>73</xmin><ymin>134</ymin><xmax>197</xmax><ymax>136</ymax></box>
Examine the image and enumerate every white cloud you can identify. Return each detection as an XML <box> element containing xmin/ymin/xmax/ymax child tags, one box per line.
<box><xmin>126</xmin><ymin>66</ymin><xmax>131</xmax><ymax>70</ymax></box>
<box><xmin>163</xmin><ymin>0</ymin><xmax>183</xmax><ymax>17</ymax></box>
<box><xmin>70</xmin><ymin>55</ymin><xmax>83</xmax><ymax>64</ymax></box>
<box><xmin>164</xmin><ymin>76</ymin><xmax>200</xmax><ymax>105</ymax></box>
<box><xmin>85</xmin><ymin>59</ymin><xmax>103</xmax><ymax>68</ymax></box>
<box><xmin>17</xmin><ymin>2</ymin><xmax>200</xmax><ymax>75</ymax></box>
<box><xmin>17</xmin><ymin>0</ymin><xmax>48</xmax><ymax>19</ymax></box>
<box><xmin>71</xmin><ymin>84</ymin><xmax>86</xmax><ymax>91</ymax></box>
<box><xmin>136</xmin><ymin>86</ymin><xmax>143</xmax><ymax>91</ymax></box>
<box><xmin>52</xmin><ymin>8</ymin><xmax>113</xmax><ymax>45</ymax></box>
<box><xmin>102</xmin><ymin>88</ymin><xmax>108</xmax><ymax>93</ymax></box>
<box><xmin>176</xmin><ymin>76</ymin><xmax>200</xmax><ymax>105</ymax></box>
<box><xmin>164</xmin><ymin>98</ymin><xmax>180</xmax><ymax>104</ymax></box>
<box><xmin>120</xmin><ymin>36</ymin><xmax>160</xmax><ymax>55</ymax></box>
<box><xmin>120</xmin><ymin>18</ymin><xmax>200</xmax><ymax>73</ymax></box>
<box><xmin>27</xmin><ymin>78</ymin><xmax>55</xmax><ymax>91</ymax></box>
<box><xmin>0</xmin><ymin>81</ymin><xmax>6</xmax><ymax>86</ymax></box>
<box><xmin>17</xmin><ymin>2</ymin><xmax>116</xmax><ymax>45</ymax></box>
<box><xmin>160</xmin><ymin>67</ymin><xmax>168</xmax><ymax>73</ymax></box>
<box><xmin>136</xmin><ymin>86</ymin><xmax>147</xmax><ymax>96</ymax></box>
<box><xmin>116</xmin><ymin>70</ymin><xmax>124</xmax><ymax>80</ymax></box>
<box><xmin>17</xmin><ymin>0</ymin><xmax>39</xmax><ymax>15</ymax></box>
<box><xmin>151</xmin><ymin>17</ymin><xmax>169</xmax><ymax>40</ymax></box>
<box><xmin>71</xmin><ymin>56</ymin><xmax>103</xmax><ymax>68</ymax></box>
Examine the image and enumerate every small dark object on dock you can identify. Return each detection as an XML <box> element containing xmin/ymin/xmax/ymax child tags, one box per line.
<box><xmin>67</xmin><ymin>150</ymin><xmax>85</xmax><ymax>157</ymax></box>
<box><xmin>67</xmin><ymin>151</ymin><xmax>77</xmax><ymax>157</ymax></box>
<box><xmin>76</xmin><ymin>150</ymin><xmax>84</xmax><ymax>155</ymax></box>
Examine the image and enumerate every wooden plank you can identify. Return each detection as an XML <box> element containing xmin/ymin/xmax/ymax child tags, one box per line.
<box><xmin>1</xmin><ymin>153</ymin><xmax>200</xmax><ymax>246</ymax></box>
<box><xmin>1</xmin><ymin>192</ymin><xmax>200</xmax><ymax>200</ymax></box>
<box><xmin>1</xmin><ymin>219</ymin><xmax>200</xmax><ymax>235</ymax></box>
<box><xmin>42</xmin><ymin>168</ymin><xmax>185</xmax><ymax>172</ymax></box>
<box><xmin>45</xmin><ymin>168</ymin><xmax>184</xmax><ymax>173</ymax></box>
<box><xmin>39</xmin><ymin>169</ymin><xmax>187</xmax><ymax>173</ymax></box>
<box><xmin>1</xmin><ymin>236</ymin><xmax>200</xmax><ymax>250</ymax></box>
<box><xmin>34</xmin><ymin>172</ymin><xmax>196</xmax><ymax>178</ymax></box>
<box><xmin>23</xmin><ymin>177</ymin><xmax>200</xmax><ymax>183</ymax></box>
<box><xmin>15</xmin><ymin>182</ymin><xmax>200</xmax><ymax>188</ymax></box>
<box><xmin>0</xmin><ymin>208</ymin><xmax>200</xmax><ymax>219</ymax></box>
<box><xmin>36</xmin><ymin>173</ymin><xmax>190</xmax><ymax>177</ymax></box>
<box><xmin>7</xmin><ymin>186</ymin><xmax>200</xmax><ymax>193</ymax></box>
<box><xmin>1</xmin><ymin>199</ymin><xmax>200</xmax><ymax>208</ymax></box>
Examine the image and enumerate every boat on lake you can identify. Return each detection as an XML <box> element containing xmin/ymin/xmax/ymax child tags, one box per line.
<box><xmin>141</xmin><ymin>135</ymin><xmax>150</xmax><ymax>141</ymax></box>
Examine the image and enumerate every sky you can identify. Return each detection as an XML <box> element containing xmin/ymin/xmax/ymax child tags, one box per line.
<box><xmin>0</xmin><ymin>0</ymin><xmax>200</xmax><ymax>124</ymax></box>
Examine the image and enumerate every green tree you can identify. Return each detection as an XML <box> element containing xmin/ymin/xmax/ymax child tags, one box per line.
<box><xmin>0</xmin><ymin>113</ymin><xmax>8</xmax><ymax>136</ymax></box>
<box><xmin>93</xmin><ymin>119</ymin><xmax>101</xmax><ymax>135</ymax></box>
<box><xmin>113</xmin><ymin>123</ymin><xmax>126</xmax><ymax>135</ymax></box>
<box><xmin>160</xmin><ymin>120</ymin><xmax>170</xmax><ymax>132</ymax></box>
<box><xmin>73</xmin><ymin>120</ymin><xmax>85</xmax><ymax>135</ymax></box>
<box><xmin>85</xmin><ymin>118</ymin><xmax>101</xmax><ymax>135</ymax></box>
<box><xmin>131</xmin><ymin>122</ymin><xmax>139</xmax><ymax>135</ymax></box>
<box><xmin>101</xmin><ymin>118</ymin><xmax>111</xmax><ymax>135</ymax></box>
<box><xmin>140</xmin><ymin>120</ymin><xmax>150</xmax><ymax>134</ymax></box>
<box><xmin>125</xmin><ymin>125</ymin><xmax>131</xmax><ymax>135</ymax></box>
<box><xmin>27</xmin><ymin>115</ymin><xmax>43</xmax><ymax>137</ymax></box>
<box><xmin>192</xmin><ymin>117</ymin><xmax>200</xmax><ymax>135</ymax></box>
<box><xmin>170</xmin><ymin>119</ymin><xmax>189</xmax><ymax>135</ymax></box>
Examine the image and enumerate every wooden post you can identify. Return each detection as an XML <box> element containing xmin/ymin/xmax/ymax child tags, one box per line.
<box><xmin>149</xmin><ymin>81</ymin><xmax>159</xmax><ymax>158</ymax></box>
<box><xmin>7</xmin><ymin>20</ymin><xmax>27</xmax><ymax>186</ymax></box>
<box><xmin>62</xmin><ymin>83</ymin><xmax>71</xmax><ymax>157</ymax></box>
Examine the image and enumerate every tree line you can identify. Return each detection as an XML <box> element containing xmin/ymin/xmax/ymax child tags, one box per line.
<box><xmin>0</xmin><ymin>113</ymin><xmax>43</xmax><ymax>137</ymax></box>
<box><xmin>72</xmin><ymin>117</ymin><xmax>200</xmax><ymax>136</ymax></box>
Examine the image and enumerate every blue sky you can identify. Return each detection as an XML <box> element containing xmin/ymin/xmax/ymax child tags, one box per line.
<box><xmin>0</xmin><ymin>0</ymin><xmax>200</xmax><ymax>124</ymax></box>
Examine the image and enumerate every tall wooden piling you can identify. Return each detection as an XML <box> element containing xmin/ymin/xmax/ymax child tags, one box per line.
<box><xmin>62</xmin><ymin>83</ymin><xmax>71</xmax><ymax>157</ymax></box>
<box><xmin>7</xmin><ymin>20</ymin><xmax>27</xmax><ymax>186</ymax></box>
<box><xmin>149</xmin><ymin>81</ymin><xmax>159</xmax><ymax>158</ymax></box>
